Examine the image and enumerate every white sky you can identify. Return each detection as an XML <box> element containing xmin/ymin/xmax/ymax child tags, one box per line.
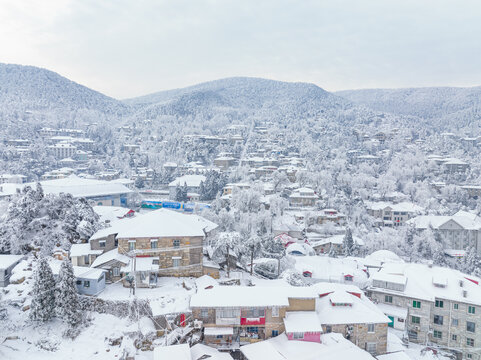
<box><xmin>0</xmin><ymin>0</ymin><xmax>480</xmax><ymax>99</ymax></box>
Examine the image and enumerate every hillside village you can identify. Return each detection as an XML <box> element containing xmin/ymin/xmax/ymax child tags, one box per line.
<box><xmin>1</xmin><ymin>80</ymin><xmax>481</xmax><ymax>360</ymax></box>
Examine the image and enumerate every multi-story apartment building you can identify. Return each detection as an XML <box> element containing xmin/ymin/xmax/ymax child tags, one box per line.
<box><xmin>366</xmin><ymin>201</ymin><xmax>423</xmax><ymax>227</ymax></box>
<box><xmin>289</xmin><ymin>188</ymin><xmax>318</xmax><ymax>207</ymax></box>
<box><xmin>190</xmin><ymin>286</ymin><xmax>318</xmax><ymax>350</ymax></box>
<box><xmin>115</xmin><ymin>209</ymin><xmax>217</xmax><ymax>284</ymax></box>
<box><xmin>48</xmin><ymin>142</ymin><xmax>77</xmax><ymax>158</ymax></box>
<box><xmin>191</xmin><ymin>283</ymin><xmax>389</xmax><ymax>356</ymax></box>
<box><xmin>71</xmin><ymin>209</ymin><xmax>217</xmax><ymax>285</ymax></box>
<box><xmin>367</xmin><ymin>263</ymin><xmax>481</xmax><ymax>360</ymax></box>
<box><xmin>407</xmin><ymin>211</ymin><xmax>481</xmax><ymax>254</ymax></box>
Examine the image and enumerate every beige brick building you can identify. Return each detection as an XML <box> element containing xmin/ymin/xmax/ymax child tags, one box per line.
<box><xmin>190</xmin><ymin>286</ymin><xmax>317</xmax><ymax>350</ymax></box>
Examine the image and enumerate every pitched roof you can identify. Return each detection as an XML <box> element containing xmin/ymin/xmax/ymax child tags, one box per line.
<box><xmin>90</xmin><ymin>209</ymin><xmax>217</xmax><ymax>240</ymax></box>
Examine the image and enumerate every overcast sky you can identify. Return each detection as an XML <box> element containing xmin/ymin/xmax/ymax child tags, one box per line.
<box><xmin>1</xmin><ymin>0</ymin><xmax>480</xmax><ymax>99</ymax></box>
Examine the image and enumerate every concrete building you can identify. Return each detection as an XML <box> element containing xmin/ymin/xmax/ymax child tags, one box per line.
<box><xmin>190</xmin><ymin>286</ymin><xmax>317</xmax><ymax>350</ymax></box>
<box><xmin>289</xmin><ymin>188</ymin><xmax>318</xmax><ymax>207</ymax></box>
<box><xmin>407</xmin><ymin>211</ymin><xmax>481</xmax><ymax>255</ymax></box>
<box><xmin>366</xmin><ymin>202</ymin><xmax>424</xmax><ymax>227</ymax></box>
<box><xmin>367</xmin><ymin>263</ymin><xmax>481</xmax><ymax>360</ymax></box>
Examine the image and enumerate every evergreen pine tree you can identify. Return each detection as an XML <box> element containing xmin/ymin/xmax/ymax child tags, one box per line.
<box><xmin>57</xmin><ymin>259</ymin><xmax>82</xmax><ymax>328</ymax></box>
<box><xmin>175</xmin><ymin>184</ymin><xmax>183</xmax><ymax>202</ymax></box>
<box><xmin>343</xmin><ymin>228</ymin><xmax>354</xmax><ymax>257</ymax></box>
<box><xmin>30</xmin><ymin>257</ymin><xmax>56</xmax><ymax>322</ymax></box>
<box><xmin>182</xmin><ymin>182</ymin><xmax>189</xmax><ymax>202</ymax></box>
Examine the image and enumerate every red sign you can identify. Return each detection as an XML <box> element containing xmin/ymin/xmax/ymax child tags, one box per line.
<box><xmin>241</xmin><ymin>317</ymin><xmax>265</xmax><ymax>325</ymax></box>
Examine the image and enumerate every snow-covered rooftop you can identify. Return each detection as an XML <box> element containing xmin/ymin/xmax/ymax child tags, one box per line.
<box><xmin>283</xmin><ymin>311</ymin><xmax>323</xmax><ymax>333</ymax></box>
<box><xmin>190</xmin><ymin>286</ymin><xmax>316</xmax><ymax>308</ymax></box>
<box><xmin>168</xmin><ymin>174</ymin><xmax>206</xmax><ymax>188</ymax></box>
<box><xmin>153</xmin><ymin>344</ymin><xmax>191</xmax><ymax>360</ymax></box>
<box><xmin>69</xmin><ymin>243</ymin><xmax>103</xmax><ymax>257</ymax></box>
<box><xmin>365</xmin><ymin>201</ymin><xmax>423</xmax><ymax>213</ymax></box>
<box><xmin>316</xmin><ymin>288</ymin><xmax>390</xmax><ymax>325</ymax></box>
<box><xmin>36</xmin><ymin>174</ymin><xmax>132</xmax><ymax>198</ymax></box>
<box><xmin>90</xmin><ymin>209</ymin><xmax>217</xmax><ymax>240</ymax></box>
<box><xmin>0</xmin><ymin>254</ymin><xmax>24</xmax><ymax>269</ymax></box>
<box><xmin>191</xmin><ymin>343</ymin><xmax>234</xmax><ymax>360</ymax></box>
<box><xmin>90</xmin><ymin>248</ymin><xmax>130</xmax><ymax>268</ymax></box>
<box><xmin>240</xmin><ymin>332</ymin><xmax>375</xmax><ymax>360</ymax></box>
<box><xmin>93</xmin><ymin>205</ymin><xmax>134</xmax><ymax>223</ymax></box>
<box><xmin>368</xmin><ymin>262</ymin><xmax>481</xmax><ymax>304</ymax></box>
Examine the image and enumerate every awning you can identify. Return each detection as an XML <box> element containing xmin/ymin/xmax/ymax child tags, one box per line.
<box><xmin>204</xmin><ymin>327</ymin><xmax>234</xmax><ymax>336</ymax></box>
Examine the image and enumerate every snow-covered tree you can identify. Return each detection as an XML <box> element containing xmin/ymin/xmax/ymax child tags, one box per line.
<box><xmin>342</xmin><ymin>228</ymin><xmax>354</xmax><ymax>256</ymax></box>
<box><xmin>30</xmin><ymin>257</ymin><xmax>56</xmax><ymax>322</ymax></box>
<box><xmin>56</xmin><ymin>259</ymin><xmax>82</xmax><ymax>329</ymax></box>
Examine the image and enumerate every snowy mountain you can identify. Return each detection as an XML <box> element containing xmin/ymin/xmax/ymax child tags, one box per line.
<box><xmin>0</xmin><ymin>63</ymin><xmax>129</xmax><ymax>118</ymax></box>
<box><xmin>125</xmin><ymin>77</ymin><xmax>352</xmax><ymax>120</ymax></box>
<box><xmin>336</xmin><ymin>86</ymin><xmax>481</xmax><ymax>129</ymax></box>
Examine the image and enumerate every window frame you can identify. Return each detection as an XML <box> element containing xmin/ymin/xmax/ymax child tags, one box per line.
<box><xmin>433</xmin><ymin>315</ymin><xmax>443</xmax><ymax>326</ymax></box>
<box><xmin>367</xmin><ymin>323</ymin><xmax>375</xmax><ymax>333</ymax></box>
<box><xmin>466</xmin><ymin>321</ymin><xmax>476</xmax><ymax>333</ymax></box>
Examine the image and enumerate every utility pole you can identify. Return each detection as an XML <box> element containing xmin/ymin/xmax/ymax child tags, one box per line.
<box><xmin>133</xmin><ymin>254</ymin><xmax>136</xmax><ymax>296</ymax></box>
<box><xmin>250</xmin><ymin>245</ymin><xmax>254</xmax><ymax>276</ymax></box>
<box><xmin>226</xmin><ymin>245</ymin><xmax>230</xmax><ymax>278</ymax></box>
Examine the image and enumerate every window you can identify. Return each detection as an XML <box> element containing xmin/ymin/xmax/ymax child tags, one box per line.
<box><xmin>99</xmin><ymin>240</ymin><xmax>106</xmax><ymax>248</ymax></box>
<box><xmin>452</xmin><ymin>334</ymin><xmax>457</xmax><ymax>341</ymax></box>
<box><xmin>433</xmin><ymin>330</ymin><xmax>442</xmax><ymax>339</ymax></box>
<box><xmin>246</xmin><ymin>327</ymin><xmax>258</xmax><ymax>334</ymax></box>
<box><xmin>113</xmin><ymin>267</ymin><xmax>120</xmax><ymax>277</ymax></box>
<box><xmin>467</xmin><ymin>354</ymin><xmax>473</xmax><ymax>359</ymax></box>
<box><xmin>128</xmin><ymin>241</ymin><xmax>136</xmax><ymax>251</ymax></box>
<box><xmin>466</xmin><ymin>338</ymin><xmax>474</xmax><ymax>347</ymax></box>
<box><xmin>434</xmin><ymin>315</ymin><xmax>443</xmax><ymax>325</ymax></box>
<box><xmin>413</xmin><ymin>300</ymin><xmax>421</xmax><ymax>308</ymax></box>
<box><xmin>435</xmin><ymin>300</ymin><xmax>444</xmax><ymax>308</ymax></box>
<box><xmin>453</xmin><ymin>303</ymin><xmax>459</xmax><ymax>310</ymax></box>
<box><xmin>385</xmin><ymin>295</ymin><xmax>393</xmax><ymax>303</ymax></box>
<box><xmin>411</xmin><ymin>316</ymin><xmax>420</xmax><ymax>324</ymax></box>
<box><xmin>84</xmin><ymin>280</ymin><xmax>90</xmax><ymax>288</ymax></box>
<box><xmin>293</xmin><ymin>332</ymin><xmax>304</xmax><ymax>339</ymax></box>
<box><xmin>84</xmin><ymin>255</ymin><xmax>90</xmax><ymax>265</ymax></box>
<box><xmin>467</xmin><ymin>321</ymin><xmax>476</xmax><ymax>333</ymax></box>
<box><xmin>150</xmin><ymin>240</ymin><xmax>158</xmax><ymax>249</ymax></box>
<box><xmin>173</xmin><ymin>239</ymin><xmax>180</xmax><ymax>248</ymax></box>
<box><xmin>452</xmin><ymin>318</ymin><xmax>458</xmax><ymax>326</ymax></box>
<box><xmin>272</xmin><ymin>330</ymin><xmax>279</xmax><ymax>337</ymax></box>
<box><xmin>201</xmin><ymin>309</ymin><xmax>209</xmax><ymax>318</ymax></box>
<box><xmin>468</xmin><ymin>306</ymin><xmax>476</xmax><ymax>314</ymax></box>
<box><xmin>216</xmin><ymin>335</ymin><xmax>223</xmax><ymax>339</ymax></box>
<box><xmin>368</xmin><ymin>324</ymin><xmax>375</xmax><ymax>333</ymax></box>
<box><xmin>173</xmin><ymin>258</ymin><xmax>181</xmax><ymax>267</ymax></box>
<box><xmin>76</xmin><ymin>280</ymin><xmax>81</xmax><ymax>285</ymax></box>
<box><xmin>272</xmin><ymin>307</ymin><xmax>279</xmax><ymax>317</ymax></box>
<box><xmin>408</xmin><ymin>330</ymin><xmax>417</xmax><ymax>340</ymax></box>
<box><xmin>366</xmin><ymin>343</ymin><xmax>377</xmax><ymax>355</ymax></box>
<box><xmin>325</xmin><ymin>325</ymin><xmax>332</xmax><ymax>333</ymax></box>
<box><xmin>98</xmin><ymin>274</ymin><xmax>104</xmax><ymax>283</ymax></box>
<box><xmin>114</xmin><ymin>239</ymin><xmax>118</xmax><ymax>247</ymax></box>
